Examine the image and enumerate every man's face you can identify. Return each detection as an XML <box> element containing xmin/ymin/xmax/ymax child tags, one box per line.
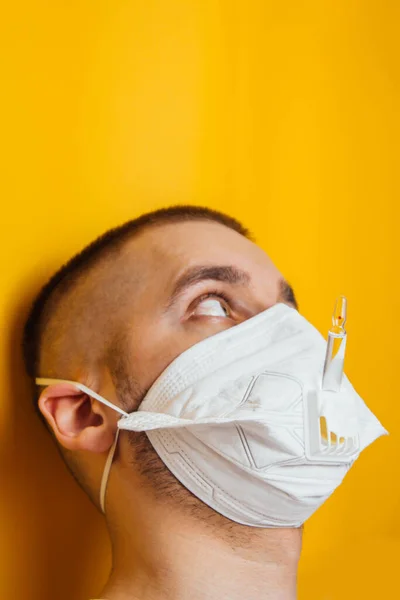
<box><xmin>38</xmin><ymin>219</ymin><xmax>297</xmax><ymax>512</ymax></box>
<box><xmin>107</xmin><ymin>220</ymin><xmax>294</xmax><ymax>403</ymax></box>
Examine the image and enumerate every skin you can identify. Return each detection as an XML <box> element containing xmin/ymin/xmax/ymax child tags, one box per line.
<box><xmin>38</xmin><ymin>220</ymin><xmax>302</xmax><ymax>600</ymax></box>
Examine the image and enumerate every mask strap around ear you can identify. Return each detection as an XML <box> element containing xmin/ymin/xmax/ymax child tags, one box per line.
<box><xmin>35</xmin><ymin>378</ymin><xmax>129</xmax><ymax>416</ymax></box>
<box><xmin>35</xmin><ymin>377</ymin><xmax>129</xmax><ymax>513</ymax></box>
<box><xmin>99</xmin><ymin>427</ymin><xmax>121</xmax><ymax>513</ymax></box>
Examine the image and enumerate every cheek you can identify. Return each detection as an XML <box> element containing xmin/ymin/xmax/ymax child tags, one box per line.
<box><xmin>128</xmin><ymin>318</ymin><xmax>233</xmax><ymax>392</ymax></box>
<box><xmin>127</xmin><ymin>322</ymin><xmax>185</xmax><ymax>392</ymax></box>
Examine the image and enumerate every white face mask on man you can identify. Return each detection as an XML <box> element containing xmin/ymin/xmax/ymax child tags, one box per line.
<box><xmin>37</xmin><ymin>302</ymin><xmax>387</xmax><ymax>528</ymax></box>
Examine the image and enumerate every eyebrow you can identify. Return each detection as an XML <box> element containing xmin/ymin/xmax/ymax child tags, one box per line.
<box><xmin>165</xmin><ymin>264</ymin><xmax>298</xmax><ymax>311</ymax></box>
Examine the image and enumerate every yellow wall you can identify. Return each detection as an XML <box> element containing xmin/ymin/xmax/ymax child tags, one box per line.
<box><xmin>1</xmin><ymin>2</ymin><xmax>398</xmax><ymax>599</ymax></box>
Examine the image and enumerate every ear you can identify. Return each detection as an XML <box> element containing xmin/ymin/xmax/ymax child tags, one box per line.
<box><xmin>38</xmin><ymin>382</ymin><xmax>117</xmax><ymax>453</ymax></box>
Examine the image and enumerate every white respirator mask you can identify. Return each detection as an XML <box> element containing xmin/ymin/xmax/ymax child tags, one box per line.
<box><xmin>37</xmin><ymin>302</ymin><xmax>387</xmax><ymax>527</ymax></box>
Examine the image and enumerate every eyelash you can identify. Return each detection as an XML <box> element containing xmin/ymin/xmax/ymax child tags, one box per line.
<box><xmin>198</xmin><ymin>290</ymin><xmax>231</xmax><ymax>304</ymax></box>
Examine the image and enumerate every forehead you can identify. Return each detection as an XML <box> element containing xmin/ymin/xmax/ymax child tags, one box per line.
<box><xmin>121</xmin><ymin>220</ymin><xmax>281</xmax><ymax>281</ymax></box>
<box><xmin>41</xmin><ymin>221</ymin><xmax>284</xmax><ymax>374</ymax></box>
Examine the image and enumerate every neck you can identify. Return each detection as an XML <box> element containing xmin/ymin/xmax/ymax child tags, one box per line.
<box><xmin>100</xmin><ymin>491</ymin><xmax>302</xmax><ymax>600</ymax></box>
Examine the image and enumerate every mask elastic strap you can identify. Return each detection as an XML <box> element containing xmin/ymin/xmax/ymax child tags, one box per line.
<box><xmin>35</xmin><ymin>378</ymin><xmax>129</xmax><ymax>416</ymax></box>
<box><xmin>35</xmin><ymin>377</ymin><xmax>129</xmax><ymax>513</ymax></box>
<box><xmin>100</xmin><ymin>427</ymin><xmax>121</xmax><ymax>513</ymax></box>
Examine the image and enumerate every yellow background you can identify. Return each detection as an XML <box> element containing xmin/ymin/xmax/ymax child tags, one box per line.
<box><xmin>1</xmin><ymin>2</ymin><xmax>398</xmax><ymax>599</ymax></box>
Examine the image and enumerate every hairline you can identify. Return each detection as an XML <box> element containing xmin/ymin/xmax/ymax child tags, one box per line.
<box><xmin>24</xmin><ymin>208</ymin><xmax>252</xmax><ymax>388</ymax></box>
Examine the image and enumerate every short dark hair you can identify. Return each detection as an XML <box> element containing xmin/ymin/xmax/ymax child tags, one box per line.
<box><xmin>22</xmin><ymin>205</ymin><xmax>251</xmax><ymax>388</ymax></box>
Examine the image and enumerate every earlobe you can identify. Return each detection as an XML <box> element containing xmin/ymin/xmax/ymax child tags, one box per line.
<box><xmin>38</xmin><ymin>383</ymin><xmax>117</xmax><ymax>453</ymax></box>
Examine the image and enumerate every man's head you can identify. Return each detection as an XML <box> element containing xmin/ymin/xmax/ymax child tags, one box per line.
<box><xmin>23</xmin><ymin>205</ymin><xmax>298</xmax><ymax>521</ymax></box>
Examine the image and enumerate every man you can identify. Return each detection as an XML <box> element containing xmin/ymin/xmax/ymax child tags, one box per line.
<box><xmin>23</xmin><ymin>205</ymin><xmax>384</xmax><ymax>600</ymax></box>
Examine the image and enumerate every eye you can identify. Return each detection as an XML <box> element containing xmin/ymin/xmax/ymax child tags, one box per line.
<box><xmin>192</xmin><ymin>294</ymin><xmax>230</xmax><ymax>318</ymax></box>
